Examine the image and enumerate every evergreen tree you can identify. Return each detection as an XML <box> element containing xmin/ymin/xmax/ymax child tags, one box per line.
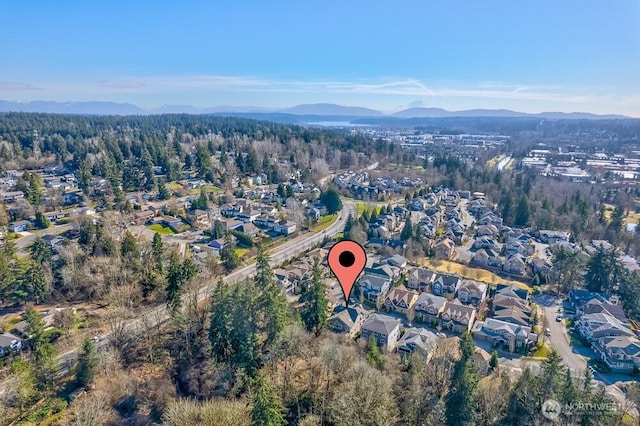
<box><xmin>231</xmin><ymin>280</ymin><xmax>260</xmax><ymax>372</ymax></box>
<box><xmin>301</xmin><ymin>259</ymin><xmax>329</xmax><ymax>335</ymax></box>
<box><xmin>401</xmin><ymin>216</ymin><xmax>413</xmax><ymax>241</ymax></box>
<box><xmin>251</xmin><ymin>373</ymin><xmax>286</xmax><ymax>426</ymax></box>
<box><xmin>166</xmin><ymin>253</ymin><xmax>183</xmax><ymax>313</ymax></box>
<box><xmin>211</xmin><ymin>219</ymin><xmax>226</xmax><ymax>239</ymax></box>
<box><xmin>365</xmin><ymin>334</ymin><xmax>385</xmax><ymax>369</ymax></box>
<box><xmin>584</xmin><ymin>246</ymin><xmax>622</xmax><ymax>293</ymax></box>
<box><xmin>33</xmin><ymin>211</ymin><xmax>50</xmax><ymax>229</ymax></box>
<box><xmin>319</xmin><ymin>188</ymin><xmax>342</xmax><ymax>214</ymax></box>
<box><xmin>540</xmin><ymin>349</ymin><xmax>563</xmax><ymax>401</ymax></box>
<box><xmin>220</xmin><ymin>233</ymin><xmax>240</xmax><ymax>272</ymax></box>
<box><xmin>152</xmin><ymin>232</ymin><xmax>164</xmax><ymax>273</ymax></box>
<box><xmin>208</xmin><ymin>278</ymin><xmax>234</xmax><ymax>362</ymax></box>
<box><xmin>445</xmin><ymin>333</ymin><xmax>478</xmax><ymax>426</ymax></box>
<box><xmin>30</xmin><ymin>237</ymin><xmax>52</xmax><ymax>265</ymax></box>
<box><xmin>256</xmin><ymin>245</ymin><xmax>289</xmax><ymax>346</ymax></box>
<box><xmin>157</xmin><ymin>183</ymin><xmax>170</xmax><ymax>200</ymax></box>
<box><xmin>76</xmin><ymin>338</ymin><xmax>98</xmax><ymax>387</ymax></box>
<box><xmin>343</xmin><ymin>214</ymin><xmax>355</xmax><ymax>240</ymax></box>
<box><xmin>514</xmin><ymin>196</ymin><xmax>530</xmax><ymax>227</ymax></box>
<box><xmin>121</xmin><ymin>230</ymin><xmax>140</xmax><ymax>261</ymax></box>
<box><xmin>24</xmin><ymin>261</ymin><xmax>49</xmax><ymax>304</ymax></box>
<box><xmin>489</xmin><ymin>350</ymin><xmax>499</xmax><ymax>370</ymax></box>
<box><xmin>561</xmin><ymin>368</ymin><xmax>578</xmax><ymax>405</ymax></box>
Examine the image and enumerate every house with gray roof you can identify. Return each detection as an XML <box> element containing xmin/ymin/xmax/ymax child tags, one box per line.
<box><xmin>592</xmin><ymin>335</ymin><xmax>640</xmax><ymax>373</ymax></box>
<box><xmin>472</xmin><ymin>318</ymin><xmax>537</xmax><ymax>352</ymax></box>
<box><xmin>0</xmin><ymin>332</ymin><xmax>23</xmax><ymax>356</ymax></box>
<box><xmin>576</xmin><ymin>313</ymin><xmax>635</xmax><ymax>341</ymax></box>
<box><xmin>328</xmin><ymin>306</ymin><xmax>370</xmax><ymax>338</ymax></box>
<box><xmin>432</xmin><ymin>273</ymin><xmax>461</xmax><ymax>296</ymax></box>
<box><xmin>397</xmin><ymin>328</ymin><xmax>438</xmax><ymax>358</ymax></box>
<box><xmin>414</xmin><ymin>292</ymin><xmax>447</xmax><ymax>324</ymax></box>
<box><xmin>440</xmin><ymin>300</ymin><xmax>477</xmax><ymax>333</ymax></box>
<box><xmin>361</xmin><ymin>314</ymin><xmax>402</xmax><ymax>352</ymax></box>
<box><xmin>457</xmin><ymin>280</ymin><xmax>488</xmax><ymax>306</ymax></box>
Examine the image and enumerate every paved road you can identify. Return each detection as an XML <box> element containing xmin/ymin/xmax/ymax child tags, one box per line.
<box><xmin>14</xmin><ymin>223</ymin><xmax>73</xmax><ymax>251</ymax></box>
<box><xmin>17</xmin><ymin>201</ymin><xmax>356</xmax><ymax>382</ymax></box>
<box><xmin>533</xmin><ymin>294</ymin><xmax>588</xmax><ymax>372</ymax></box>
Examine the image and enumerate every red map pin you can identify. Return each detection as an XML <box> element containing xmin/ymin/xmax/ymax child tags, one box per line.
<box><xmin>328</xmin><ymin>240</ymin><xmax>367</xmax><ymax>308</ymax></box>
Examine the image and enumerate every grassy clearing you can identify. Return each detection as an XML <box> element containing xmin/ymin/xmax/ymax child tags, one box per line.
<box><xmin>311</xmin><ymin>214</ymin><xmax>337</xmax><ymax>232</ymax></box>
<box><xmin>148</xmin><ymin>224</ymin><xmax>176</xmax><ymax>235</ymax></box>
<box><xmin>532</xmin><ymin>344</ymin><xmax>550</xmax><ymax>358</ymax></box>
<box><xmin>423</xmin><ymin>259</ymin><xmax>531</xmax><ymax>291</ymax></box>
<box><xmin>355</xmin><ymin>203</ymin><xmax>383</xmax><ymax>217</ymax></box>
<box><xmin>235</xmin><ymin>248</ymin><xmax>248</xmax><ymax>258</ymax></box>
<box><xmin>486</xmin><ymin>154</ymin><xmax>505</xmax><ymax>168</ymax></box>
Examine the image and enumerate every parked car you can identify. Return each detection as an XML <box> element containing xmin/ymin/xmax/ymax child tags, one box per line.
<box><xmin>545</xmin><ymin>328</ymin><xmax>551</xmax><ymax>336</ymax></box>
<box><xmin>556</xmin><ymin>316</ymin><xmax>563</xmax><ymax>322</ymax></box>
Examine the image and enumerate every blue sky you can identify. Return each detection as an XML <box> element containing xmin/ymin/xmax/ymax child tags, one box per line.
<box><xmin>1</xmin><ymin>1</ymin><xmax>639</xmax><ymax>115</ymax></box>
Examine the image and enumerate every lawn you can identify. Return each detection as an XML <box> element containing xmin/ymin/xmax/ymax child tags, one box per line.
<box><xmin>355</xmin><ymin>203</ymin><xmax>383</xmax><ymax>217</ymax></box>
<box><xmin>148</xmin><ymin>224</ymin><xmax>176</xmax><ymax>235</ymax></box>
<box><xmin>311</xmin><ymin>214</ymin><xmax>337</xmax><ymax>232</ymax></box>
<box><xmin>235</xmin><ymin>248</ymin><xmax>248</xmax><ymax>258</ymax></box>
<box><xmin>532</xmin><ymin>344</ymin><xmax>550</xmax><ymax>358</ymax></box>
<box><xmin>423</xmin><ymin>259</ymin><xmax>531</xmax><ymax>291</ymax></box>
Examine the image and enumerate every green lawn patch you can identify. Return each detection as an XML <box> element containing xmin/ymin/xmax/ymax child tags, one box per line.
<box><xmin>311</xmin><ymin>214</ymin><xmax>337</xmax><ymax>232</ymax></box>
<box><xmin>532</xmin><ymin>345</ymin><xmax>550</xmax><ymax>358</ymax></box>
<box><xmin>235</xmin><ymin>248</ymin><xmax>248</xmax><ymax>258</ymax></box>
<box><xmin>148</xmin><ymin>224</ymin><xmax>176</xmax><ymax>235</ymax></box>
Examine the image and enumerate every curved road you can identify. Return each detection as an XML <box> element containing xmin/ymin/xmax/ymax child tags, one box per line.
<box><xmin>50</xmin><ymin>201</ymin><xmax>356</xmax><ymax>376</ymax></box>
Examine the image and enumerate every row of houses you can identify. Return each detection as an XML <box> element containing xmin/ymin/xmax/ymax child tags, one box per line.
<box><xmin>571</xmin><ymin>290</ymin><xmax>640</xmax><ymax>373</ymax></box>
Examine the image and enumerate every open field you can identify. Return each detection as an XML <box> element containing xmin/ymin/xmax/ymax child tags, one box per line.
<box><xmin>148</xmin><ymin>224</ymin><xmax>176</xmax><ymax>235</ymax></box>
<box><xmin>311</xmin><ymin>214</ymin><xmax>337</xmax><ymax>232</ymax></box>
<box><xmin>422</xmin><ymin>259</ymin><xmax>531</xmax><ymax>291</ymax></box>
<box><xmin>235</xmin><ymin>248</ymin><xmax>248</xmax><ymax>258</ymax></box>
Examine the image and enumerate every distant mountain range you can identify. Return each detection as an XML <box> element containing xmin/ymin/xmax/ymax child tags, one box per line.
<box><xmin>0</xmin><ymin>100</ymin><xmax>633</xmax><ymax>120</ymax></box>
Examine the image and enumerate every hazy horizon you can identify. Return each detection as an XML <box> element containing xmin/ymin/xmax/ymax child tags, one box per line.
<box><xmin>1</xmin><ymin>1</ymin><xmax>639</xmax><ymax>116</ymax></box>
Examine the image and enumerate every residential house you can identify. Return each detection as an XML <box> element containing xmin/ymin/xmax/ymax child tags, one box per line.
<box><xmin>592</xmin><ymin>335</ymin><xmax>640</xmax><ymax>373</ymax></box>
<box><xmin>440</xmin><ymin>300</ymin><xmax>477</xmax><ymax>333</ymax></box>
<box><xmin>408</xmin><ymin>267</ymin><xmax>437</xmax><ymax>292</ymax></box>
<box><xmin>414</xmin><ymin>292</ymin><xmax>447</xmax><ymax>324</ymax></box>
<box><xmin>240</xmin><ymin>222</ymin><xmax>259</xmax><ymax>237</ymax></box>
<box><xmin>0</xmin><ymin>191</ymin><xmax>25</xmax><ymax>203</ymax></box>
<box><xmin>432</xmin><ymin>273</ymin><xmax>461</xmax><ymax>296</ymax></box>
<box><xmin>360</xmin><ymin>314</ymin><xmax>402</xmax><ymax>352</ymax></box>
<box><xmin>539</xmin><ymin>230</ymin><xmax>570</xmax><ymax>244</ymax></box>
<box><xmin>435</xmin><ymin>238</ymin><xmax>456</xmax><ymax>259</ymax></box>
<box><xmin>492</xmin><ymin>306</ymin><xmax>532</xmax><ymax>327</ymax></box>
<box><xmin>577</xmin><ymin>298</ymin><xmax>627</xmax><ymax>323</ymax></box>
<box><xmin>397</xmin><ymin>328</ymin><xmax>438</xmax><ymax>358</ymax></box>
<box><xmin>576</xmin><ymin>313</ymin><xmax>635</xmax><ymax>341</ymax></box>
<box><xmin>457</xmin><ymin>280</ymin><xmax>488</xmax><ymax>306</ymax></box>
<box><xmin>472</xmin><ymin>318</ymin><xmax>537</xmax><ymax>352</ymax></box>
<box><xmin>384</xmin><ymin>254</ymin><xmax>408</xmax><ymax>269</ymax></box>
<box><xmin>359</xmin><ymin>273</ymin><xmax>393</xmax><ymax>303</ymax></box>
<box><xmin>472</xmin><ymin>348</ymin><xmax>492</xmax><ymax>376</ymax></box>
<box><xmin>237</xmin><ymin>209</ymin><xmax>260</xmax><ymax>223</ymax></box>
<box><xmin>384</xmin><ymin>285</ymin><xmax>419</xmax><ymax>317</ymax></box>
<box><xmin>274</xmin><ymin>220</ymin><xmax>297</xmax><ymax>236</ymax></box>
<box><xmin>162</xmin><ymin>216</ymin><xmax>184</xmax><ymax>233</ymax></box>
<box><xmin>187</xmin><ymin>209</ymin><xmax>210</xmax><ymax>227</ymax></box>
<box><xmin>495</xmin><ymin>284</ymin><xmax>529</xmax><ymax>302</ymax></box>
<box><xmin>43</xmin><ymin>210</ymin><xmax>65</xmax><ymax>223</ymax></box>
<box><xmin>220</xmin><ymin>203</ymin><xmax>242</xmax><ymax>217</ymax></box>
<box><xmin>504</xmin><ymin>253</ymin><xmax>527</xmax><ymax>275</ymax></box>
<box><xmin>531</xmin><ymin>258</ymin><xmax>553</xmax><ymax>277</ymax></box>
<box><xmin>0</xmin><ymin>333</ymin><xmax>23</xmax><ymax>356</ymax></box>
<box><xmin>506</xmin><ymin>240</ymin><xmax>535</xmax><ymax>257</ymax></box>
<box><xmin>476</xmin><ymin>224</ymin><xmax>499</xmax><ymax>238</ymax></box>
<box><xmin>133</xmin><ymin>209</ymin><xmax>155</xmax><ymax>225</ymax></box>
<box><xmin>8</xmin><ymin>220</ymin><xmax>30</xmax><ymax>233</ymax></box>
<box><xmin>474</xmin><ymin>236</ymin><xmax>498</xmax><ymax>250</ymax></box>
<box><xmin>328</xmin><ymin>306</ymin><xmax>369</xmax><ymax>338</ymax></box>
<box><xmin>224</xmin><ymin>219</ymin><xmax>244</xmax><ymax>231</ymax></box>
<box><xmin>472</xmin><ymin>248</ymin><xmax>503</xmax><ymax>268</ymax></box>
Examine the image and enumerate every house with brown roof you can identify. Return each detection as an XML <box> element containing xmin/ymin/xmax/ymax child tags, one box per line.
<box><xmin>435</xmin><ymin>238</ymin><xmax>456</xmax><ymax>259</ymax></box>
<box><xmin>384</xmin><ymin>285</ymin><xmax>419</xmax><ymax>317</ymax></box>
<box><xmin>414</xmin><ymin>292</ymin><xmax>447</xmax><ymax>325</ymax></box>
<box><xmin>408</xmin><ymin>267</ymin><xmax>437</xmax><ymax>292</ymax></box>
<box><xmin>187</xmin><ymin>209</ymin><xmax>210</xmax><ymax>227</ymax></box>
<box><xmin>457</xmin><ymin>280</ymin><xmax>488</xmax><ymax>306</ymax></box>
<box><xmin>440</xmin><ymin>300</ymin><xmax>477</xmax><ymax>333</ymax></box>
<box><xmin>133</xmin><ymin>209</ymin><xmax>155</xmax><ymax>225</ymax></box>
